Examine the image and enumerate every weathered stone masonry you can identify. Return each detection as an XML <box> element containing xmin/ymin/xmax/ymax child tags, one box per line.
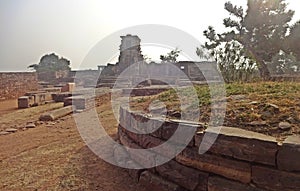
<box><xmin>116</xmin><ymin>106</ymin><xmax>300</xmax><ymax>191</ymax></box>
<box><xmin>0</xmin><ymin>72</ymin><xmax>38</xmax><ymax>100</ymax></box>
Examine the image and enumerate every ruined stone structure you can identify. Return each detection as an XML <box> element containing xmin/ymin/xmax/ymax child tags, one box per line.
<box><xmin>70</xmin><ymin>69</ymin><xmax>100</xmax><ymax>87</ymax></box>
<box><xmin>99</xmin><ymin>34</ymin><xmax>216</xmax><ymax>87</ymax></box>
<box><xmin>0</xmin><ymin>72</ymin><xmax>38</xmax><ymax>100</ymax></box>
<box><xmin>117</xmin><ymin>106</ymin><xmax>300</xmax><ymax>191</ymax></box>
<box><xmin>117</xmin><ymin>34</ymin><xmax>144</xmax><ymax>74</ymax></box>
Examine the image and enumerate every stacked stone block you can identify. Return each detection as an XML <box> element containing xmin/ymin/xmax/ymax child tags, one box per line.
<box><xmin>116</xmin><ymin>106</ymin><xmax>300</xmax><ymax>191</ymax></box>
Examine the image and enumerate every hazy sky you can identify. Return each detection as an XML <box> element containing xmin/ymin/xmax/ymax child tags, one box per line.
<box><xmin>0</xmin><ymin>0</ymin><xmax>299</xmax><ymax>71</ymax></box>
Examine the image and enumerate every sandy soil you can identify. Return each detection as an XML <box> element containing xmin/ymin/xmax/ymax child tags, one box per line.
<box><xmin>0</xmin><ymin>99</ymin><xmax>18</xmax><ymax>115</ymax></box>
<box><xmin>0</xmin><ymin>94</ymin><xmax>147</xmax><ymax>191</ymax></box>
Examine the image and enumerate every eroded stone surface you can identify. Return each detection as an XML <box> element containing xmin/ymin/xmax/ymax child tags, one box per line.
<box><xmin>195</xmin><ymin>127</ymin><xmax>278</xmax><ymax>166</ymax></box>
<box><xmin>277</xmin><ymin>135</ymin><xmax>300</xmax><ymax>171</ymax></box>
<box><xmin>156</xmin><ymin>160</ymin><xmax>208</xmax><ymax>191</ymax></box>
<box><xmin>176</xmin><ymin>148</ymin><xmax>251</xmax><ymax>183</ymax></box>
<box><xmin>208</xmin><ymin>176</ymin><xmax>264</xmax><ymax>191</ymax></box>
<box><xmin>139</xmin><ymin>171</ymin><xmax>186</xmax><ymax>191</ymax></box>
<box><xmin>252</xmin><ymin>165</ymin><xmax>300</xmax><ymax>191</ymax></box>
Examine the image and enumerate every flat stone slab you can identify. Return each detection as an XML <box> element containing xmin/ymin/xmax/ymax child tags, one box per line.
<box><xmin>122</xmin><ymin>87</ymin><xmax>170</xmax><ymax>97</ymax></box>
<box><xmin>277</xmin><ymin>135</ymin><xmax>300</xmax><ymax>171</ymax></box>
<box><xmin>176</xmin><ymin>148</ymin><xmax>251</xmax><ymax>184</ymax></box>
<box><xmin>25</xmin><ymin>123</ymin><xmax>36</xmax><ymax>128</ymax></box>
<box><xmin>204</xmin><ymin>127</ymin><xmax>277</xmax><ymax>141</ymax></box>
<box><xmin>195</xmin><ymin>127</ymin><xmax>278</xmax><ymax>166</ymax></box>
<box><xmin>0</xmin><ymin>131</ymin><xmax>10</xmax><ymax>135</ymax></box>
<box><xmin>5</xmin><ymin>128</ymin><xmax>18</xmax><ymax>133</ymax></box>
<box><xmin>39</xmin><ymin>106</ymin><xmax>74</xmax><ymax>121</ymax></box>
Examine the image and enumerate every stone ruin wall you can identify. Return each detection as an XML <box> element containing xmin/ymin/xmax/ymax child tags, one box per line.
<box><xmin>116</xmin><ymin>106</ymin><xmax>300</xmax><ymax>191</ymax></box>
<box><xmin>0</xmin><ymin>72</ymin><xmax>38</xmax><ymax>101</ymax></box>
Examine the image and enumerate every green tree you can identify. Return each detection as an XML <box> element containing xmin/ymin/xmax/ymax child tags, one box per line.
<box><xmin>284</xmin><ymin>21</ymin><xmax>300</xmax><ymax>60</ymax></box>
<box><xmin>160</xmin><ymin>48</ymin><xmax>181</xmax><ymax>63</ymax></box>
<box><xmin>203</xmin><ymin>0</ymin><xmax>296</xmax><ymax>80</ymax></box>
<box><xmin>28</xmin><ymin>53</ymin><xmax>71</xmax><ymax>73</ymax></box>
<box><xmin>270</xmin><ymin>51</ymin><xmax>300</xmax><ymax>75</ymax></box>
<box><xmin>197</xmin><ymin>39</ymin><xmax>257</xmax><ymax>83</ymax></box>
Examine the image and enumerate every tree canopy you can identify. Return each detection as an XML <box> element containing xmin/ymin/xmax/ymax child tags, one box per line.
<box><xmin>28</xmin><ymin>53</ymin><xmax>71</xmax><ymax>73</ymax></box>
<box><xmin>202</xmin><ymin>0</ymin><xmax>299</xmax><ymax>80</ymax></box>
<box><xmin>284</xmin><ymin>21</ymin><xmax>300</xmax><ymax>60</ymax></box>
<box><xmin>160</xmin><ymin>48</ymin><xmax>181</xmax><ymax>63</ymax></box>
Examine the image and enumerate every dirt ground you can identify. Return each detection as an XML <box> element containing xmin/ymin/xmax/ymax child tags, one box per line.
<box><xmin>0</xmin><ymin>94</ymin><xmax>147</xmax><ymax>191</ymax></box>
<box><xmin>0</xmin><ymin>99</ymin><xmax>18</xmax><ymax>115</ymax></box>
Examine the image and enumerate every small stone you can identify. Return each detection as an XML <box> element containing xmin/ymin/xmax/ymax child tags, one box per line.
<box><xmin>249</xmin><ymin>101</ymin><xmax>259</xmax><ymax>105</ymax></box>
<box><xmin>249</xmin><ymin>121</ymin><xmax>267</xmax><ymax>126</ymax></box>
<box><xmin>279</xmin><ymin>122</ymin><xmax>291</xmax><ymax>130</ymax></box>
<box><xmin>0</xmin><ymin>131</ymin><xmax>10</xmax><ymax>135</ymax></box>
<box><xmin>5</xmin><ymin>128</ymin><xmax>18</xmax><ymax>133</ymax></box>
<box><xmin>261</xmin><ymin>111</ymin><xmax>273</xmax><ymax>120</ymax></box>
<box><xmin>46</xmin><ymin>122</ymin><xmax>56</xmax><ymax>127</ymax></box>
<box><xmin>230</xmin><ymin>95</ymin><xmax>246</xmax><ymax>101</ymax></box>
<box><xmin>287</xmin><ymin>117</ymin><xmax>296</xmax><ymax>123</ymax></box>
<box><xmin>264</xmin><ymin>103</ymin><xmax>280</xmax><ymax>114</ymax></box>
<box><xmin>36</xmin><ymin>121</ymin><xmax>44</xmax><ymax>125</ymax></box>
<box><xmin>26</xmin><ymin>123</ymin><xmax>36</xmax><ymax>128</ymax></box>
<box><xmin>168</xmin><ymin>110</ymin><xmax>181</xmax><ymax>118</ymax></box>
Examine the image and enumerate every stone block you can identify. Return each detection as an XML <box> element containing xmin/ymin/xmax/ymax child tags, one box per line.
<box><xmin>252</xmin><ymin>165</ymin><xmax>300</xmax><ymax>191</ymax></box>
<box><xmin>208</xmin><ymin>176</ymin><xmax>264</xmax><ymax>191</ymax></box>
<box><xmin>122</xmin><ymin>87</ymin><xmax>169</xmax><ymax>97</ymax></box>
<box><xmin>119</xmin><ymin>123</ymin><xmax>186</xmax><ymax>159</ymax></box>
<box><xmin>195</xmin><ymin>127</ymin><xmax>278</xmax><ymax>166</ymax></box>
<box><xmin>18</xmin><ymin>96</ymin><xmax>32</xmax><ymax>108</ymax></box>
<box><xmin>118</xmin><ymin>129</ymin><xmax>157</xmax><ymax>168</ymax></box>
<box><xmin>277</xmin><ymin>135</ymin><xmax>300</xmax><ymax>171</ymax></box>
<box><xmin>176</xmin><ymin>148</ymin><xmax>251</xmax><ymax>184</ymax></box>
<box><xmin>161</xmin><ymin>120</ymin><xmax>179</xmax><ymax>140</ymax></box>
<box><xmin>156</xmin><ymin>160</ymin><xmax>208</xmax><ymax>191</ymax></box>
<box><xmin>61</xmin><ymin>83</ymin><xmax>75</xmax><ymax>92</ymax></box>
<box><xmin>52</xmin><ymin>92</ymin><xmax>72</xmax><ymax>102</ymax></box>
<box><xmin>64</xmin><ymin>95</ymin><xmax>95</xmax><ymax>110</ymax></box>
<box><xmin>139</xmin><ymin>171</ymin><xmax>186</xmax><ymax>191</ymax></box>
<box><xmin>39</xmin><ymin>105</ymin><xmax>73</xmax><ymax>121</ymax></box>
<box><xmin>119</xmin><ymin>106</ymin><xmax>132</xmax><ymax>131</ymax></box>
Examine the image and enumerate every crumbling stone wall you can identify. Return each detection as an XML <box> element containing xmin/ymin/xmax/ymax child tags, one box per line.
<box><xmin>0</xmin><ymin>72</ymin><xmax>38</xmax><ymax>100</ymax></box>
<box><xmin>117</xmin><ymin>106</ymin><xmax>300</xmax><ymax>191</ymax></box>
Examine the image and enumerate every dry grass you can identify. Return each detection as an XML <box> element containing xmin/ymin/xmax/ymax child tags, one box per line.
<box><xmin>130</xmin><ymin>82</ymin><xmax>300</xmax><ymax>140</ymax></box>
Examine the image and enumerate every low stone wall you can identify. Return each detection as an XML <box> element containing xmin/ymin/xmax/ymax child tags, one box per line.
<box><xmin>0</xmin><ymin>72</ymin><xmax>38</xmax><ymax>100</ymax></box>
<box><xmin>122</xmin><ymin>87</ymin><xmax>170</xmax><ymax>97</ymax></box>
<box><xmin>116</xmin><ymin>106</ymin><xmax>300</xmax><ymax>191</ymax></box>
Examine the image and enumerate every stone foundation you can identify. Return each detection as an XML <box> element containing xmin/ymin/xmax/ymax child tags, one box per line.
<box><xmin>116</xmin><ymin>106</ymin><xmax>300</xmax><ymax>191</ymax></box>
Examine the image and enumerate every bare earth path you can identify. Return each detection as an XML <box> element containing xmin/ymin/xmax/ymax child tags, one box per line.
<box><xmin>0</xmin><ymin>94</ymin><xmax>147</xmax><ymax>191</ymax></box>
<box><xmin>0</xmin><ymin>99</ymin><xmax>18</xmax><ymax>115</ymax></box>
